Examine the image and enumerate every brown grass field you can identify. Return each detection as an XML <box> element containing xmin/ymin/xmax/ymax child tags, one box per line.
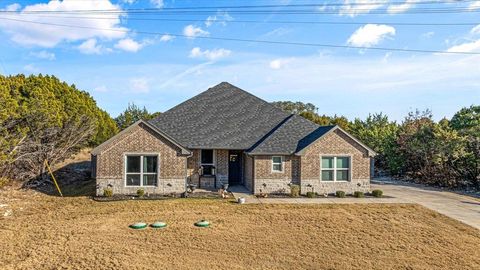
<box><xmin>1</xmin><ymin>186</ymin><xmax>480</xmax><ymax>270</ymax></box>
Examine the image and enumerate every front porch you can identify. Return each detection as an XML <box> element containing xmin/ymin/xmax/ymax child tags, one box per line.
<box><xmin>186</xmin><ymin>149</ymin><xmax>253</xmax><ymax>192</ymax></box>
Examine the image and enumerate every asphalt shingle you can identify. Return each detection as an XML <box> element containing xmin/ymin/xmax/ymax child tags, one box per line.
<box><xmin>149</xmin><ymin>82</ymin><xmax>291</xmax><ymax>149</ymax></box>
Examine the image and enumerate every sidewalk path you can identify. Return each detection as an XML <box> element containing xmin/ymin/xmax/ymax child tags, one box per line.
<box><xmin>231</xmin><ymin>181</ymin><xmax>480</xmax><ymax>229</ymax></box>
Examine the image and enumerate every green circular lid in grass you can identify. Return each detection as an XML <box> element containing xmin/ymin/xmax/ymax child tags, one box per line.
<box><xmin>130</xmin><ymin>222</ymin><xmax>147</xmax><ymax>229</ymax></box>
<box><xmin>194</xmin><ymin>220</ymin><xmax>210</xmax><ymax>227</ymax></box>
<box><xmin>151</xmin><ymin>221</ymin><xmax>167</xmax><ymax>228</ymax></box>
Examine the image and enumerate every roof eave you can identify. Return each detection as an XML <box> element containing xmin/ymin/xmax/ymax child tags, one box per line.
<box><xmin>294</xmin><ymin>125</ymin><xmax>377</xmax><ymax>157</ymax></box>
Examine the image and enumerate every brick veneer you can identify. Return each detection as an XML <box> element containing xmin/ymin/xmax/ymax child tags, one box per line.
<box><xmin>299</xmin><ymin>129</ymin><xmax>371</xmax><ymax>194</ymax></box>
<box><xmin>252</xmin><ymin>129</ymin><xmax>371</xmax><ymax>195</ymax></box>
<box><xmin>253</xmin><ymin>155</ymin><xmax>300</xmax><ymax>194</ymax></box>
<box><xmin>93</xmin><ymin>123</ymin><xmax>187</xmax><ymax>196</ymax></box>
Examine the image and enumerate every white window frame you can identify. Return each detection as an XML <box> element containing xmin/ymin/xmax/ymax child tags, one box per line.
<box><xmin>200</xmin><ymin>149</ymin><xmax>216</xmax><ymax>175</ymax></box>
<box><xmin>271</xmin><ymin>156</ymin><xmax>284</xmax><ymax>173</ymax></box>
<box><xmin>320</xmin><ymin>155</ymin><xmax>352</xmax><ymax>182</ymax></box>
<box><xmin>124</xmin><ymin>153</ymin><xmax>159</xmax><ymax>187</ymax></box>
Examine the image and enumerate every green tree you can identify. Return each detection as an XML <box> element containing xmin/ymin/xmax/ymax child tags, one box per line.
<box><xmin>450</xmin><ymin>105</ymin><xmax>480</xmax><ymax>189</ymax></box>
<box><xmin>350</xmin><ymin>113</ymin><xmax>402</xmax><ymax>175</ymax></box>
<box><xmin>0</xmin><ymin>74</ymin><xmax>118</xmax><ymax>183</ymax></box>
<box><xmin>271</xmin><ymin>101</ymin><xmax>317</xmax><ymax>114</ymax></box>
<box><xmin>114</xmin><ymin>103</ymin><xmax>159</xmax><ymax>130</ymax></box>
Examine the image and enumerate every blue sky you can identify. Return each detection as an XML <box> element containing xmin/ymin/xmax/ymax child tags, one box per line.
<box><xmin>0</xmin><ymin>0</ymin><xmax>479</xmax><ymax>121</ymax></box>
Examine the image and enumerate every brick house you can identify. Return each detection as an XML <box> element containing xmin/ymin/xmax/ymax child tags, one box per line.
<box><xmin>91</xmin><ymin>82</ymin><xmax>376</xmax><ymax>196</ymax></box>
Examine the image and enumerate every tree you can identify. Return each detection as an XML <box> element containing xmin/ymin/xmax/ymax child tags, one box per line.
<box><xmin>450</xmin><ymin>105</ymin><xmax>480</xmax><ymax>189</ymax></box>
<box><xmin>350</xmin><ymin>113</ymin><xmax>402</xmax><ymax>175</ymax></box>
<box><xmin>115</xmin><ymin>103</ymin><xmax>159</xmax><ymax>130</ymax></box>
<box><xmin>271</xmin><ymin>101</ymin><xmax>318</xmax><ymax>114</ymax></box>
<box><xmin>0</xmin><ymin>74</ymin><xmax>118</xmax><ymax>185</ymax></box>
<box><xmin>397</xmin><ymin>109</ymin><xmax>465</xmax><ymax>187</ymax></box>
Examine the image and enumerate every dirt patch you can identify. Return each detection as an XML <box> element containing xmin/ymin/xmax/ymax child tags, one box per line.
<box><xmin>0</xmin><ymin>187</ymin><xmax>479</xmax><ymax>270</ymax></box>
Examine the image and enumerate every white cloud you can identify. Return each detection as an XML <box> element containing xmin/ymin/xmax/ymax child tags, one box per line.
<box><xmin>264</xmin><ymin>27</ymin><xmax>292</xmax><ymax>37</ymax></box>
<box><xmin>30</xmin><ymin>50</ymin><xmax>55</xmax><ymax>60</ymax></box>
<box><xmin>78</xmin><ymin>39</ymin><xmax>107</xmax><ymax>55</ymax></box>
<box><xmin>160</xmin><ymin>34</ymin><xmax>174</xmax><ymax>42</ymax></box>
<box><xmin>446</xmin><ymin>24</ymin><xmax>480</xmax><ymax>53</ymax></box>
<box><xmin>339</xmin><ymin>0</ymin><xmax>388</xmax><ymax>17</ymax></box>
<box><xmin>421</xmin><ymin>31</ymin><xmax>435</xmax><ymax>39</ymax></box>
<box><xmin>347</xmin><ymin>24</ymin><xmax>396</xmax><ymax>47</ymax></box>
<box><xmin>0</xmin><ymin>0</ymin><xmax>128</xmax><ymax>48</ymax></box>
<box><xmin>93</xmin><ymin>85</ymin><xmax>108</xmax><ymax>92</ymax></box>
<box><xmin>471</xmin><ymin>25</ymin><xmax>480</xmax><ymax>35</ymax></box>
<box><xmin>150</xmin><ymin>0</ymin><xmax>164</xmax><ymax>8</ymax></box>
<box><xmin>189</xmin><ymin>47</ymin><xmax>231</xmax><ymax>61</ymax></box>
<box><xmin>23</xmin><ymin>63</ymin><xmax>39</xmax><ymax>73</ymax></box>
<box><xmin>387</xmin><ymin>0</ymin><xmax>417</xmax><ymax>14</ymax></box>
<box><xmin>447</xmin><ymin>40</ymin><xmax>480</xmax><ymax>53</ymax></box>
<box><xmin>122</xmin><ymin>0</ymin><xmax>136</xmax><ymax>4</ymax></box>
<box><xmin>269</xmin><ymin>58</ymin><xmax>293</xmax><ymax>70</ymax></box>
<box><xmin>129</xmin><ymin>77</ymin><xmax>150</xmax><ymax>93</ymax></box>
<box><xmin>114</xmin><ymin>38</ymin><xmax>144</xmax><ymax>52</ymax></box>
<box><xmin>340</xmin><ymin>0</ymin><xmax>419</xmax><ymax>16</ymax></box>
<box><xmin>205</xmin><ymin>11</ymin><xmax>233</xmax><ymax>27</ymax></box>
<box><xmin>4</xmin><ymin>3</ymin><xmax>21</xmax><ymax>11</ymax></box>
<box><xmin>469</xmin><ymin>2</ymin><xmax>480</xmax><ymax>10</ymax></box>
<box><xmin>183</xmin><ymin>25</ymin><xmax>209</xmax><ymax>39</ymax></box>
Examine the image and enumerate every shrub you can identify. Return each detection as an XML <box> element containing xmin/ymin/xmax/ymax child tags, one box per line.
<box><xmin>306</xmin><ymin>192</ymin><xmax>316</xmax><ymax>198</ymax></box>
<box><xmin>290</xmin><ymin>184</ymin><xmax>300</xmax><ymax>197</ymax></box>
<box><xmin>372</xmin><ymin>189</ymin><xmax>383</xmax><ymax>198</ymax></box>
<box><xmin>336</xmin><ymin>191</ymin><xmax>346</xmax><ymax>198</ymax></box>
<box><xmin>0</xmin><ymin>177</ymin><xmax>10</xmax><ymax>189</ymax></box>
<box><xmin>137</xmin><ymin>189</ymin><xmax>145</xmax><ymax>197</ymax></box>
<box><xmin>103</xmin><ymin>188</ymin><xmax>113</xmax><ymax>197</ymax></box>
<box><xmin>353</xmin><ymin>191</ymin><xmax>365</xmax><ymax>198</ymax></box>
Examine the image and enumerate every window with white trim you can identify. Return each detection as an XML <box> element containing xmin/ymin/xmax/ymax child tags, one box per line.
<box><xmin>321</xmin><ymin>156</ymin><xmax>350</xmax><ymax>181</ymax></box>
<box><xmin>201</xmin><ymin>149</ymin><xmax>215</xmax><ymax>175</ymax></box>
<box><xmin>272</xmin><ymin>156</ymin><xmax>283</xmax><ymax>172</ymax></box>
<box><xmin>126</xmin><ymin>155</ymin><xmax>158</xmax><ymax>186</ymax></box>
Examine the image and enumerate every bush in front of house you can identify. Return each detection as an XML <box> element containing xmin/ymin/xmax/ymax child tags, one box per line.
<box><xmin>290</xmin><ymin>184</ymin><xmax>300</xmax><ymax>197</ymax></box>
<box><xmin>137</xmin><ymin>189</ymin><xmax>145</xmax><ymax>197</ymax></box>
<box><xmin>353</xmin><ymin>191</ymin><xmax>365</xmax><ymax>198</ymax></box>
<box><xmin>371</xmin><ymin>189</ymin><xmax>383</xmax><ymax>198</ymax></box>
<box><xmin>103</xmin><ymin>188</ymin><xmax>113</xmax><ymax>197</ymax></box>
<box><xmin>306</xmin><ymin>192</ymin><xmax>316</xmax><ymax>198</ymax></box>
<box><xmin>336</xmin><ymin>191</ymin><xmax>346</xmax><ymax>198</ymax></box>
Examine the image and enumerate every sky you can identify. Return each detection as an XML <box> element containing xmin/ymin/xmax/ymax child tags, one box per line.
<box><xmin>0</xmin><ymin>0</ymin><xmax>479</xmax><ymax>122</ymax></box>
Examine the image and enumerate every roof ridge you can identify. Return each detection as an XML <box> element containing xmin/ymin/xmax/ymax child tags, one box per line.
<box><xmin>247</xmin><ymin>114</ymin><xmax>294</xmax><ymax>153</ymax></box>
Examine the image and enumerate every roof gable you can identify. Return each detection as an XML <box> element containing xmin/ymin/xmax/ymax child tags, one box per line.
<box><xmin>91</xmin><ymin>120</ymin><xmax>191</xmax><ymax>155</ymax></box>
<box><xmin>149</xmin><ymin>82</ymin><xmax>290</xmax><ymax>149</ymax></box>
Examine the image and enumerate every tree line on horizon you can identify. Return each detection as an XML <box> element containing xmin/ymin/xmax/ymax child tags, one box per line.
<box><xmin>273</xmin><ymin>101</ymin><xmax>480</xmax><ymax>191</ymax></box>
<box><xmin>0</xmin><ymin>74</ymin><xmax>478</xmax><ymax>191</ymax></box>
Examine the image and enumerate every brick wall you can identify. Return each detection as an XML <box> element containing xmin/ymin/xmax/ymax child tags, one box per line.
<box><xmin>300</xmin><ymin>129</ymin><xmax>371</xmax><ymax>194</ymax></box>
<box><xmin>94</xmin><ymin>123</ymin><xmax>187</xmax><ymax>196</ymax></box>
<box><xmin>244</xmin><ymin>154</ymin><xmax>254</xmax><ymax>191</ymax></box>
<box><xmin>253</xmin><ymin>155</ymin><xmax>300</xmax><ymax>194</ymax></box>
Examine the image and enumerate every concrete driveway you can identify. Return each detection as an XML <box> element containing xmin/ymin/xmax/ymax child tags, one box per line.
<box><xmin>372</xmin><ymin>180</ymin><xmax>480</xmax><ymax>230</ymax></box>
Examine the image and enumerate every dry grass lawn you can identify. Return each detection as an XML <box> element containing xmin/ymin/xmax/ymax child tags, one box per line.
<box><xmin>1</xmin><ymin>186</ymin><xmax>480</xmax><ymax>270</ymax></box>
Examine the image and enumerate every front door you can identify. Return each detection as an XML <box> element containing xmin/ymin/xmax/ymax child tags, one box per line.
<box><xmin>228</xmin><ymin>150</ymin><xmax>242</xmax><ymax>185</ymax></box>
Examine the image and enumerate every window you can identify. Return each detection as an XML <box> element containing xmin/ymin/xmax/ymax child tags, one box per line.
<box><xmin>201</xmin><ymin>149</ymin><xmax>215</xmax><ymax>175</ymax></box>
<box><xmin>126</xmin><ymin>155</ymin><xmax>158</xmax><ymax>186</ymax></box>
<box><xmin>321</xmin><ymin>156</ymin><xmax>350</xmax><ymax>181</ymax></box>
<box><xmin>272</xmin><ymin>156</ymin><xmax>283</xmax><ymax>172</ymax></box>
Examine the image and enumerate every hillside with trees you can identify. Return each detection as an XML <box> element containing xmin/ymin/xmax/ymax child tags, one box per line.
<box><xmin>273</xmin><ymin>101</ymin><xmax>480</xmax><ymax>191</ymax></box>
<box><xmin>0</xmin><ymin>74</ymin><xmax>118</xmax><ymax>186</ymax></box>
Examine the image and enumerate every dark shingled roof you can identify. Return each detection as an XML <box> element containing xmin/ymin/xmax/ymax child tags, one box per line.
<box><xmin>148</xmin><ymin>82</ymin><xmax>291</xmax><ymax>149</ymax></box>
<box><xmin>248</xmin><ymin>114</ymin><xmax>335</xmax><ymax>154</ymax></box>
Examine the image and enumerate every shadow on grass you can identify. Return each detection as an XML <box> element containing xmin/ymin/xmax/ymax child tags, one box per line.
<box><xmin>36</xmin><ymin>160</ymin><xmax>96</xmax><ymax>197</ymax></box>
